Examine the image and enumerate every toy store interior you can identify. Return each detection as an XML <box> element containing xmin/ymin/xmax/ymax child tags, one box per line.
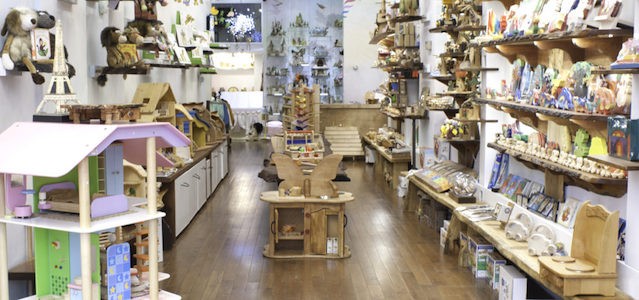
<box><xmin>1</xmin><ymin>0</ymin><xmax>639</xmax><ymax>299</ymax></box>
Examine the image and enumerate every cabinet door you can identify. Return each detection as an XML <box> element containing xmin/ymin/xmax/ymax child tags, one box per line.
<box><xmin>175</xmin><ymin>168</ymin><xmax>194</xmax><ymax>236</ymax></box>
<box><xmin>210</xmin><ymin>151</ymin><xmax>220</xmax><ymax>190</ymax></box>
<box><xmin>205</xmin><ymin>157</ymin><xmax>212</xmax><ymax>197</ymax></box>
<box><xmin>193</xmin><ymin>160</ymin><xmax>207</xmax><ymax>210</ymax></box>
<box><xmin>216</xmin><ymin>149</ymin><xmax>224</xmax><ymax>186</ymax></box>
<box><xmin>306</xmin><ymin>204</ymin><xmax>341</xmax><ymax>255</ymax></box>
<box><xmin>220</xmin><ymin>141</ymin><xmax>228</xmax><ymax>178</ymax></box>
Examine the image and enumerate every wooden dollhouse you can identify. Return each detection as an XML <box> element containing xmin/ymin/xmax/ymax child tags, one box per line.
<box><xmin>0</xmin><ymin>122</ymin><xmax>189</xmax><ymax>300</ymax></box>
<box><xmin>131</xmin><ymin>83</ymin><xmax>177</xmax><ymax>125</ymax></box>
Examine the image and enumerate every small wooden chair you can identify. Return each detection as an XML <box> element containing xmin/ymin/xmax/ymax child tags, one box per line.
<box><xmin>538</xmin><ymin>201</ymin><xmax>619</xmax><ymax>296</ymax></box>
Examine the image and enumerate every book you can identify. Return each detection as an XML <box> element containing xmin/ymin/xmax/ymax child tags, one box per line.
<box><xmin>488</xmin><ymin>153</ymin><xmax>503</xmax><ymax>190</ymax></box>
<box><xmin>31</xmin><ymin>28</ymin><xmax>51</xmax><ymax>60</ymax></box>
<box><xmin>557</xmin><ymin>198</ymin><xmax>580</xmax><ymax>228</ymax></box>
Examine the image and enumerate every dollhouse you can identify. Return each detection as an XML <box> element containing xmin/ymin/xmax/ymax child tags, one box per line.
<box><xmin>0</xmin><ymin>121</ymin><xmax>189</xmax><ymax>300</ymax></box>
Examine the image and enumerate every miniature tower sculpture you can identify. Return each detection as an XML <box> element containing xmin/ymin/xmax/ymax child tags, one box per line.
<box><xmin>35</xmin><ymin>20</ymin><xmax>80</xmax><ymax>115</ymax></box>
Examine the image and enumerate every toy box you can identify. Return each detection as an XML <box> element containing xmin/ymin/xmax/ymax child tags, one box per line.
<box><xmin>469</xmin><ymin>235</ymin><xmax>494</xmax><ymax>278</ymax></box>
<box><xmin>499</xmin><ymin>265</ymin><xmax>527</xmax><ymax>300</ymax></box>
<box><xmin>608</xmin><ymin>116</ymin><xmax>639</xmax><ymax>161</ymax></box>
<box><xmin>487</xmin><ymin>252</ymin><xmax>507</xmax><ymax>289</ymax></box>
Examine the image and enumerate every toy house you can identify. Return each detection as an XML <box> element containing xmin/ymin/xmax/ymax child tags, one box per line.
<box><xmin>131</xmin><ymin>83</ymin><xmax>177</xmax><ymax>125</ymax></box>
<box><xmin>0</xmin><ymin>121</ymin><xmax>189</xmax><ymax>300</ymax></box>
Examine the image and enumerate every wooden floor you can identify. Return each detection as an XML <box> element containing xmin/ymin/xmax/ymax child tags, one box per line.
<box><xmin>160</xmin><ymin>141</ymin><xmax>493</xmax><ymax>299</ymax></box>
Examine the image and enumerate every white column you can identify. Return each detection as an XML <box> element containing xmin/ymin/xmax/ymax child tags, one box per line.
<box><xmin>0</xmin><ymin>174</ymin><xmax>8</xmax><ymax>300</ymax></box>
<box><xmin>78</xmin><ymin>157</ymin><xmax>92</xmax><ymax>300</ymax></box>
<box><xmin>146</xmin><ymin>137</ymin><xmax>159</xmax><ymax>300</ymax></box>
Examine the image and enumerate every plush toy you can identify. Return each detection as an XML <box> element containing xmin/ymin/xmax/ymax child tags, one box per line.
<box><xmin>1</xmin><ymin>7</ymin><xmax>45</xmax><ymax>84</ymax></box>
<box><xmin>100</xmin><ymin>27</ymin><xmax>128</xmax><ymax>68</ymax></box>
<box><xmin>123</xmin><ymin>26</ymin><xmax>144</xmax><ymax>46</ymax></box>
<box><xmin>35</xmin><ymin>10</ymin><xmax>75</xmax><ymax>77</ymax></box>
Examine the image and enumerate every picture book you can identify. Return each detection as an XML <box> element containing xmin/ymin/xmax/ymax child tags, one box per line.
<box><xmin>31</xmin><ymin>28</ymin><xmax>51</xmax><ymax>60</ymax></box>
<box><xmin>557</xmin><ymin>198</ymin><xmax>580</xmax><ymax>228</ymax></box>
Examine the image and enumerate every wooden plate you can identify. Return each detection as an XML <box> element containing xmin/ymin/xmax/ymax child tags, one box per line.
<box><xmin>566</xmin><ymin>263</ymin><xmax>595</xmax><ymax>273</ymax></box>
<box><xmin>552</xmin><ymin>256</ymin><xmax>576</xmax><ymax>263</ymax></box>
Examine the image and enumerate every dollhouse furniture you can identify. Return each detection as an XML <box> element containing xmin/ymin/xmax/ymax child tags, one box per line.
<box><xmin>0</xmin><ymin>122</ymin><xmax>189</xmax><ymax>300</ymax></box>
<box><xmin>539</xmin><ymin>201</ymin><xmax>619</xmax><ymax>296</ymax></box>
<box><xmin>260</xmin><ymin>191</ymin><xmax>353</xmax><ymax>258</ymax></box>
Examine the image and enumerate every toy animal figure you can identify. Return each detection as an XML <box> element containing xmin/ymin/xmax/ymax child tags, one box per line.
<box><xmin>527</xmin><ymin>225</ymin><xmax>557</xmax><ymax>257</ymax></box>
<box><xmin>123</xmin><ymin>26</ymin><xmax>144</xmax><ymax>46</ymax></box>
<box><xmin>1</xmin><ymin>7</ymin><xmax>45</xmax><ymax>84</ymax></box>
<box><xmin>100</xmin><ymin>27</ymin><xmax>128</xmax><ymax>68</ymax></box>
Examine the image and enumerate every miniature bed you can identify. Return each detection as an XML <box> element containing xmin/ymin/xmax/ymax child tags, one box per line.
<box><xmin>0</xmin><ymin>121</ymin><xmax>189</xmax><ymax>300</ymax></box>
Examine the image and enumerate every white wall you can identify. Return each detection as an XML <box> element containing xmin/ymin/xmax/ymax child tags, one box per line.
<box><xmin>343</xmin><ymin>0</ymin><xmax>387</xmax><ymax>103</ymax></box>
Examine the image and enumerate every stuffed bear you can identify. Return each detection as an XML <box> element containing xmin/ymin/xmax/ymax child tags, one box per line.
<box><xmin>100</xmin><ymin>27</ymin><xmax>127</xmax><ymax>68</ymax></box>
<box><xmin>35</xmin><ymin>10</ymin><xmax>75</xmax><ymax>77</ymax></box>
<box><xmin>123</xmin><ymin>26</ymin><xmax>144</xmax><ymax>46</ymax></box>
<box><xmin>1</xmin><ymin>7</ymin><xmax>45</xmax><ymax>84</ymax></box>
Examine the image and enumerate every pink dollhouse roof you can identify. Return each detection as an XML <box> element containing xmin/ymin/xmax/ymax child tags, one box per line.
<box><xmin>0</xmin><ymin>122</ymin><xmax>190</xmax><ymax>177</ymax></box>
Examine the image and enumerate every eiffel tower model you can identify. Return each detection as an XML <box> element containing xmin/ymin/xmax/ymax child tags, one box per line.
<box><xmin>34</xmin><ymin>20</ymin><xmax>80</xmax><ymax>121</ymax></box>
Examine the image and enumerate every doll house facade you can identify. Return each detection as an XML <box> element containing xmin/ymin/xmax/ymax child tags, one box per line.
<box><xmin>0</xmin><ymin>121</ymin><xmax>189</xmax><ymax>300</ymax></box>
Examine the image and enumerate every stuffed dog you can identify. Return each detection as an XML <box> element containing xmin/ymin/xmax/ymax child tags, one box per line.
<box><xmin>1</xmin><ymin>7</ymin><xmax>45</xmax><ymax>84</ymax></box>
<box><xmin>35</xmin><ymin>10</ymin><xmax>75</xmax><ymax>77</ymax></box>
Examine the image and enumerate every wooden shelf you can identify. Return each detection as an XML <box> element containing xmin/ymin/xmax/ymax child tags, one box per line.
<box><xmin>149</xmin><ymin>63</ymin><xmax>191</xmax><ymax>69</ymax></box>
<box><xmin>391</xmin><ymin>15</ymin><xmax>423</xmax><ymax>24</ymax></box>
<box><xmin>426</xmin><ymin>107</ymin><xmax>459</xmax><ymax>118</ymax></box>
<box><xmin>94</xmin><ymin>66</ymin><xmax>149</xmax><ymax>76</ymax></box>
<box><xmin>459</xmin><ymin>66</ymin><xmax>499</xmax><ymax>72</ymax></box>
<box><xmin>437</xmin><ymin>91</ymin><xmax>475</xmax><ymax>98</ymax></box>
<box><xmin>588</xmin><ymin>154</ymin><xmax>639</xmax><ymax>171</ymax></box>
<box><xmin>369</xmin><ymin>30</ymin><xmax>395</xmax><ymax>44</ymax></box>
<box><xmin>488</xmin><ymin>142</ymin><xmax>627</xmax><ymax>197</ymax></box>
<box><xmin>591</xmin><ymin>67</ymin><xmax>639</xmax><ymax>75</ymax></box>
<box><xmin>392</xmin><ymin>45</ymin><xmax>420</xmax><ymax>50</ymax></box>
<box><xmin>471</xmin><ymin>29</ymin><xmax>632</xmax><ymax>65</ymax></box>
<box><xmin>426</xmin><ymin>74</ymin><xmax>455</xmax><ymax>84</ymax></box>
<box><xmin>451</xmin><ymin>118</ymin><xmax>498</xmax><ymax>123</ymax></box>
<box><xmin>381</xmin><ymin>110</ymin><xmax>428</xmax><ymax>120</ymax></box>
<box><xmin>439</xmin><ymin>52</ymin><xmax>465</xmax><ymax>58</ymax></box>
<box><xmin>430</xmin><ymin>25</ymin><xmax>485</xmax><ymax>33</ymax></box>
<box><xmin>474</xmin><ymin>97</ymin><xmax>619</xmax><ymax>139</ymax></box>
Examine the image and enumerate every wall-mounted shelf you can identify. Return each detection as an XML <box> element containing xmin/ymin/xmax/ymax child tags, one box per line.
<box><xmin>429</xmin><ymin>25</ymin><xmax>484</xmax><ymax>34</ymax></box>
<box><xmin>451</xmin><ymin>118</ymin><xmax>498</xmax><ymax>123</ymax></box>
<box><xmin>439</xmin><ymin>52</ymin><xmax>465</xmax><ymax>58</ymax></box>
<box><xmin>369</xmin><ymin>30</ymin><xmax>395</xmax><ymax>45</ymax></box>
<box><xmin>474</xmin><ymin>97</ymin><xmax>619</xmax><ymax>139</ymax></box>
<box><xmin>588</xmin><ymin>155</ymin><xmax>639</xmax><ymax>171</ymax></box>
<box><xmin>591</xmin><ymin>68</ymin><xmax>639</xmax><ymax>75</ymax></box>
<box><xmin>459</xmin><ymin>66</ymin><xmax>499</xmax><ymax>72</ymax></box>
<box><xmin>488</xmin><ymin>142</ymin><xmax>627</xmax><ymax>197</ymax></box>
<box><xmin>391</xmin><ymin>15</ymin><xmax>423</xmax><ymax>24</ymax></box>
<box><xmin>427</xmin><ymin>107</ymin><xmax>459</xmax><ymax>118</ymax></box>
<box><xmin>471</xmin><ymin>29</ymin><xmax>632</xmax><ymax>65</ymax></box>
<box><xmin>426</xmin><ymin>74</ymin><xmax>455</xmax><ymax>84</ymax></box>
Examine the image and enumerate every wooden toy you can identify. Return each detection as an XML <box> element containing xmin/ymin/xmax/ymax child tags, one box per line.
<box><xmin>65</xmin><ymin>104</ymin><xmax>142</xmax><ymax>124</ymax></box>
<box><xmin>0</xmin><ymin>121</ymin><xmax>189</xmax><ymax>299</ymax></box>
<box><xmin>272</xmin><ymin>153</ymin><xmax>342</xmax><ymax>198</ymax></box>
<box><xmin>505</xmin><ymin>212</ymin><xmax>533</xmax><ymax>242</ymax></box>
<box><xmin>539</xmin><ymin>201</ymin><xmax>619</xmax><ymax>296</ymax></box>
<box><xmin>131</xmin><ymin>82</ymin><xmax>177</xmax><ymax>124</ymax></box>
<box><xmin>527</xmin><ymin>224</ymin><xmax>556</xmax><ymax>256</ymax></box>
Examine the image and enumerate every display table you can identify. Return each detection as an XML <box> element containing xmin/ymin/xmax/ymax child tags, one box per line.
<box><xmin>406</xmin><ymin>174</ymin><xmax>630</xmax><ymax>299</ymax></box>
<box><xmin>260</xmin><ymin>191</ymin><xmax>354</xmax><ymax>258</ymax></box>
<box><xmin>362</xmin><ymin>136</ymin><xmax>411</xmax><ymax>191</ymax></box>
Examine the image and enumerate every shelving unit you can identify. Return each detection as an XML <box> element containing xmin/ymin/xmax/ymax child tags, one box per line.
<box><xmin>0</xmin><ymin>122</ymin><xmax>189</xmax><ymax>300</ymax></box>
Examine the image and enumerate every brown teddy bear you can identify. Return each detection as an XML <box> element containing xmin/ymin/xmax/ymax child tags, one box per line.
<box><xmin>97</xmin><ymin>26</ymin><xmax>147</xmax><ymax>86</ymax></box>
<box><xmin>1</xmin><ymin>7</ymin><xmax>45</xmax><ymax>84</ymax></box>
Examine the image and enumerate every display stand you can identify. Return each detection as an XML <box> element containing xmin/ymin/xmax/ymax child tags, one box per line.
<box><xmin>260</xmin><ymin>191</ymin><xmax>353</xmax><ymax>259</ymax></box>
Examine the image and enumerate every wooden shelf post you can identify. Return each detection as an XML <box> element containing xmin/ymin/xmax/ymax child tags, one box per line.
<box><xmin>78</xmin><ymin>157</ymin><xmax>92</xmax><ymax>300</ymax></box>
<box><xmin>147</xmin><ymin>137</ymin><xmax>159</xmax><ymax>300</ymax></box>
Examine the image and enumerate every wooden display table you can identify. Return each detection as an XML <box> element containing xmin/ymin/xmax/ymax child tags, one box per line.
<box><xmin>260</xmin><ymin>191</ymin><xmax>354</xmax><ymax>258</ymax></box>
<box><xmin>362</xmin><ymin>136</ymin><xmax>411</xmax><ymax>190</ymax></box>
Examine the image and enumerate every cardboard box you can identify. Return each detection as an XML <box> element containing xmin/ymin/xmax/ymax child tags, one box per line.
<box><xmin>487</xmin><ymin>252</ymin><xmax>507</xmax><ymax>289</ymax></box>
<box><xmin>443</xmin><ymin>219</ymin><xmax>450</xmax><ymax>231</ymax></box>
<box><xmin>608</xmin><ymin>116</ymin><xmax>639</xmax><ymax>161</ymax></box>
<box><xmin>459</xmin><ymin>231</ymin><xmax>470</xmax><ymax>268</ymax></box>
<box><xmin>469</xmin><ymin>236</ymin><xmax>494</xmax><ymax>278</ymax></box>
<box><xmin>499</xmin><ymin>265</ymin><xmax>527</xmax><ymax>300</ymax></box>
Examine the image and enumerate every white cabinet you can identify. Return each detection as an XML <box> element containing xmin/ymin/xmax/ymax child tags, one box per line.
<box><xmin>193</xmin><ymin>160</ymin><xmax>206</xmax><ymax>210</ymax></box>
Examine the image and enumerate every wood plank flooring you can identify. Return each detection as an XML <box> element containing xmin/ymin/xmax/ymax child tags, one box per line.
<box><xmin>160</xmin><ymin>141</ymin><xmax>493</xmax><ymax>299</ymax></box>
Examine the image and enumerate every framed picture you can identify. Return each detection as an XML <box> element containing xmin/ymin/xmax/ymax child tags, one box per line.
<box><xmin>31</xmin><ymin>29</ymin><xmax>51</xmax><ymax>60</ymax></box>
<box><xmin>557</xmin><ymin>198</ymin><xmax>581</xmax><ymax>228</ymax></box>
<box><xmin>173</xmin><ymin>46</ymin><xmax>191</xmax><ymax>65</ymax></box>
<box><xmin>175</xmin><ymin>25</ymin><xmax>195</xmax><ymax>47</ymax></box>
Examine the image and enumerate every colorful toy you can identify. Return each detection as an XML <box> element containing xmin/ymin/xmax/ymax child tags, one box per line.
<box><xmin>1</xmin><ymin>7</ymin><xmax>45</xmax><ymax>84</ymax></box>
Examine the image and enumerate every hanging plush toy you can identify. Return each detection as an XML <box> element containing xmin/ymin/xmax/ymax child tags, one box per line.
<box><xmin>1</xmin><ymin>7</ymin><xmax>45</xmax><ymax>84</ymax></box>
<box><xmin>35</xmin><ymin>10</ymin><xmax>75</xmax><ymax>77</ymax></box>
